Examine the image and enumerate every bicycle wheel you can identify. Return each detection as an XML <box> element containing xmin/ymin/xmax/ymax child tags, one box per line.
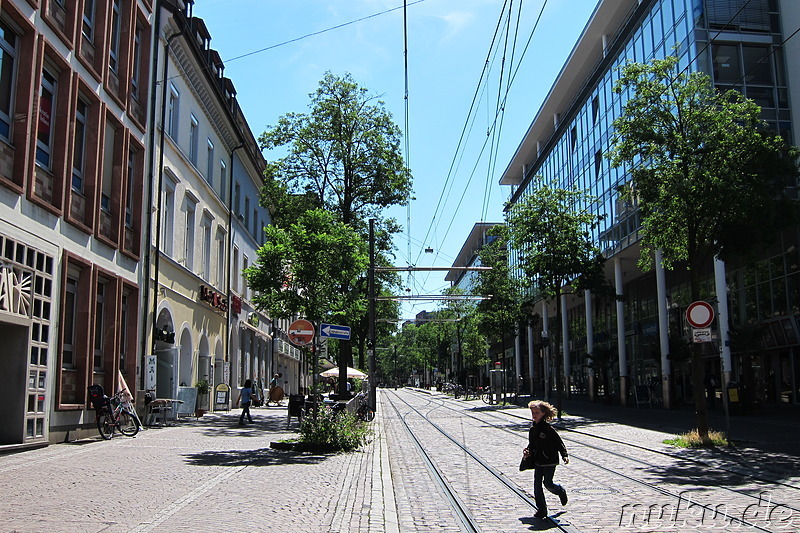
<box><xmin>117</xmin><ymin>410</ymin><xmax>140</xmax><ymax>436</ymax></box>
<box><xmin>362</xmin><ymin>407</ymin><xmax>375</xmax><ymax>422</ymax></box>
<box><xmin>481</xmin><ymin>391</ymin><xmax>492</xmax><ymax>404</ymax></box>
<box><xmin>97</xmin><ymin>413</ymin><xmax>115</xmax><ymax>440</ymax></box>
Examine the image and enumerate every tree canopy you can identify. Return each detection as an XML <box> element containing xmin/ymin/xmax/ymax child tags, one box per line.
<box><xmin>608</xmin><ymin>55</ymin><xmax>799</xmax><ymax>272</ymax></box>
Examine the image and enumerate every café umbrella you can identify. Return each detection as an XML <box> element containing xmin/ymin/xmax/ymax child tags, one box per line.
<box><xmin>320</xmin><ymin>367</ymin><xmax>368</xmax><ymax>379</ymax></box>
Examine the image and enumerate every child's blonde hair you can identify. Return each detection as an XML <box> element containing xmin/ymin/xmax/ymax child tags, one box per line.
<box><xmin>528</xmin><ymin>400</ymin><xmax>557</xmax><ymax>421</ymax></box>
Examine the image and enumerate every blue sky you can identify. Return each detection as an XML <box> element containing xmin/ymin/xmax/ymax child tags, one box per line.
<box><xmin>191</xmin><ymin>0</ymin><xmax>600</xmax><ymax>319</ymax></box>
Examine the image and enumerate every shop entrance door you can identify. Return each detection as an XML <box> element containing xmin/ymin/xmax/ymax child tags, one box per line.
<box><xmin>0</xmin><ymin>322</ymin><xmax>29</xmax><ymax>444</ymax></box>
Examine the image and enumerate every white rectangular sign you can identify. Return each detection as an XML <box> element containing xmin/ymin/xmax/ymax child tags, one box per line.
<box><xmin>692</xmin><ymin>328</ymin><xmax>712</xmax><ymax>343</ymax></box>
<box><xmin>145</xmin><ymin>355</ymin><xmax>157</xmax><ymax>390</ymax></box>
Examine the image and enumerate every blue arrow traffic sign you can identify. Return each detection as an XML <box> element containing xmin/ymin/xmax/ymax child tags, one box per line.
<box><xmin>320</xmin><ymin>323</ymin><xmax>351</xmax><ymax>340</ymax></box>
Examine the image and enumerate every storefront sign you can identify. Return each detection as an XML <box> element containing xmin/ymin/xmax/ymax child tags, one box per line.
<box><xmin>247</xmin><ymin>312</ymin><xmax>260</xmax><ymax>327</ymax></box>
<box><xmin>199</xmin><ymin>285</ymin><xmax>228</xmax><ymax>312</ymax></box>
<box><xmin>145</xmin><ymin>355</ymin><xmax>157</xmax><ymax>390</ymax></box>
<box><xmin>230</xmin><ymin>294</ymin><xmax>242</xmax><ymax>315</ymax></box>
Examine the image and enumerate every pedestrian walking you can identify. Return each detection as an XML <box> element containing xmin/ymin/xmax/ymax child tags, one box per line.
<box><xmin>237</xmin><ymin>379</ymin><xmax>254</xmax><ymax>425</ymax></box>
<box><xmin>523</xmin><ymin>399</ymin><xmax>569</xmax><ymax>519</ymax></box>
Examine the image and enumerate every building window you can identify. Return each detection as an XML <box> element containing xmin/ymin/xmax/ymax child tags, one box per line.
<box><xmin>131</xmin><ymin>23</ymin><xmax>143</xmax><ymax>99</ymax></box>
<box><xmin>0</xmin><ymin>19</ymin><xmax>18</xmax><ymax>140</ymax></box>
<box><xmin>167</xmin><ymin>84</ymin><xmax>179</xmax><ymax>138</ymax></box>
<box><xmin>120</xmin><ymin>292</ymin><xmax>128</xmax><ymax>369</ymax></box>
<box><xmin>219</xmin><ymin>160</ymin><xmax>226</xmax><ymax>199</ymax></box>
<box><xmin>82</xmin><ymin>0</ymin><xmax>96</xmax><ymax>43</ymax></box>
<box><xmin>94</xmin><ymin>281</ymin><xmax>105</xmax><ymax>371</ymax></box>
<box><xmin>125</xmin><ymin>149</ymin><xmax>135</xmax><ymax>228</ymax></box>
<box><xmin>242</xmin><ymin>255</ymin><xmax>249</xmax><ymax>300</ymax></box>
<box><xmin>72</xmin><ymin>98</ymin><xmax>88</xmax><ymax>193</ymax></box>
<box><xmin>62</xmin><ymin>276</ymin><xmax>77</xmax><ymax>368</ymax></box>
<box><xmin>244</xmin><ymin>197</ymin><xmax>250</xmax><ymax>229</ymax></box>
<box><xmin>184</xmin><ymin>201</ymin><xmax>196</xmax><ymax>269</ymax></box>
<box><xmin>216</xmin><ymin>230</ymin><xmax>225</xmax><ymax>287</ymax></box>
<box><xmin>232</xmin><ymin>246</ymin><xmax>239</xmax><ymax>293</ymax></box>
<box><xmin>206</xmin><ymin>139</ymin><xmax>214</xmax><ymax>186</ymax></box>
<box><xmin>36</xmin><ymin>69</ymin><xmax>57</xmax><ymax>169</ymax></box>
<box><xmin>109</xmin><ymin>0</ymin><xmax>121</xmax><ymax>72</ymax></box>
<box><xmin>189</xmin><ymin>115</ymin><xmax>199</xmax><ymax>165</ymax></box>
<box><xmin>162</xmin><ymin>178</ymin><xmax>175</xmax><ymax>256</ymax></box>
<box><xmin>201</xmin><ymin>216</ymin><xmax>212</xmax><ymax>280</ymax></box>
<box><xmin>234</xmin><ymin>183</ymin><xmax>240</xmax><ymax>215</ymax></box>
<box><xmin>101</xmin><ymin>121</ymin><xmax>115</xmax><ymax>213</ymax></box>
<box><xmin>253</xmin><ymin>208</ymin><xmax>258</xmax><ymax>235</ymax></box>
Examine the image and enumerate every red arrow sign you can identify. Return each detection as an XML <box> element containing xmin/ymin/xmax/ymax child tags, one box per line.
<box><xmin>288</xmin><ymin>319</ymin><xmax>315</xmax><ymax>346</ymax></box>
<box><xmin>686</xmin><ymin>301</ymin><xmax>714</xmax><ymax>328</ymax></box>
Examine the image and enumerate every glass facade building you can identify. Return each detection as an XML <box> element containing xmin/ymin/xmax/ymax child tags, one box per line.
<box><xmin>502</xmin><ymin>0</ymin><xmax>800</xmax><ymax>408</ymax></box>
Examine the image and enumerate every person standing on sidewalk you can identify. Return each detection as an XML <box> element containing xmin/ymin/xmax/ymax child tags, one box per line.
<box><xmin>237</xmin><ymin>379</ymin><xmax>254</xmax><ymax>425</ymax></box>
<box><xmin>523</xmin><ymin>400</ymin><xmax>569</xmax><ymax>519</ymax></box>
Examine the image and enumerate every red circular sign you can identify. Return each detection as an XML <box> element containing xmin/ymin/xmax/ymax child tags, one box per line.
<box><xmin>288</xmin><ymin>319</ymin><xmax>315</xmax><ymax>346</ymax></box>
<box><xmin>686</xmin><ymin>301</ymin><xmax>714</xmax><ymax>328</ymax></box>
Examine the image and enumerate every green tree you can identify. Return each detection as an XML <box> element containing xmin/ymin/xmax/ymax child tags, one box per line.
<box><xmin>244</xmin><ymin>208</ymin><xmax>368</xmax><ymax>334</ymax></box>
<box><xmin>259</xmin><ymin>72</ymin><xmax>410</xmax><ymax>391</ymax></box>
<box><xmin>473</xmin><ymin>226</ymin><xmax>522</xmax><ymax>401</ymax></box>
<box><xmin>438</xmin><ymin>287</ymin><xmax>486</xmax><ymax>389</ymax></box>
<box><xmin>608</xmin><ymin>55</ymin><xmax>799</xmax><ymax>442</ymax></box>
<box><xmin>505</xmin><ymin>177</ymin><xmax>607</xmax><ymax>416</ymax></box>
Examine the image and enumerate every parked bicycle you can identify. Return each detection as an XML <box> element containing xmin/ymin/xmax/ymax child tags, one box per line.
<box><xmin>355</xmin><ymin>393</ymin><xmax>375</xmax><ymax>422</ymax></box>
<box><xmin>88</xmin><ymin>384</ymin><xmax>139</xmax><ymax>440</ymax></box>
<box><xmin>480</xmin><ymin>386</ymin><xmax>494</xmax><ymax>404</ymax></box>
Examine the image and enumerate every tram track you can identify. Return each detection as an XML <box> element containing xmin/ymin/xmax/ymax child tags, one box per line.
<box><xmin>382</xmin><ymin>389</ymin><xmax>578</xmax><ymax>532</ymax></box>
<box><xmin>395</xmin><ymin>389</ymin><xmax>798</xmax><ymax>531</ymax></box>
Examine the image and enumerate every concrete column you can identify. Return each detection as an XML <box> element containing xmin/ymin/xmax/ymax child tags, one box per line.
<box><xmin>514</xmin><ymin>325</ymin><xmax>523</xmax><ymax>396</ymax></box>
<box><xmin>655</xmin><ymin>249</ymin><xmax>672</xmax><ymax>409</ymax></box>
<box><xmin>542</xmin><ymin>302</ymin><xmax>550</xmax><ymax>401</ymax></box>
<box><xmin>585</xmin><ymin>289</ymin><xmax>595</xmax><ymax>402</ymax></box>
<box><xmin>561</xmin><ymin>293</ymin><xmax>570</xmax><ymax>398</ymax></box>
<box><xmin>715</xmin><ymin>257</ymin><xmax>733</xmax><ymax>384</ymax></box>
<box><xmin>527</xmin><ymin>323</ymin><xmax>535</xmax><ymax>396</ymax></box>
<box><xmin>615</xmin><ymin>258</ymin><xmax>628</xmax><ymax>405</ymax></box>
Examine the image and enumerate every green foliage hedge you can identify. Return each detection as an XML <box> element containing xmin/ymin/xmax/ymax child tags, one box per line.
<box><xmin>299</xmin><ymin>406</ymin><xmax>371</xmax><ymax>452</ymax></box>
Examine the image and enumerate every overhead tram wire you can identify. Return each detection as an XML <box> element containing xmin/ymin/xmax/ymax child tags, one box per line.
<box><xmin>412</xmin><ymin>0</ymin><xmax>512</xmax><ymax>270</ymax></box>
<box><xmin>403</xmin><ymin>0</ymin><xmax>413</xmax><ymax>293</ymax></box>
<box><xmin>160</xmin><ymin>1</ymin><xmax>428</xmax><ymax>86</ymax></box>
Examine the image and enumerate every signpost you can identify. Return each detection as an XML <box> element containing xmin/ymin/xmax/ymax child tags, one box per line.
<box><xmin>320</xmin><ymin>323</ymin><xmax>351</xmax><ymax>340</ymax></box>
<box><xmin>288</xmin><ymin>319</ymin><xmax>315</xmax><ymax>346</ymax></box>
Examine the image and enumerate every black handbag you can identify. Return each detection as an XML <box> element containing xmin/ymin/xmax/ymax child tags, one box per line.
<box><xmin>520</xmin><ymin>449</ymin><xmax>536</xmax><ymax>471</ymax></box>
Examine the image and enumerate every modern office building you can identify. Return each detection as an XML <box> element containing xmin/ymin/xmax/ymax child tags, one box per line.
<box><xmin>502</xmin><ymin>0</ymin><xmax>800</xmax><ymax>408</ymax></box>
<box><xmin>0</xmin><ymin>0</ymin><xmax>152</xmax><ymax>447</ymax></box>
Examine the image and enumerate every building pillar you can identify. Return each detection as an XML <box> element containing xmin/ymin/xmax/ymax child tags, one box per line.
<box><xmin>527</xmin><ymin>323</ymin><xmax>535</xmax><ymax>396</ymax></box>
<box><xmin>656</xmin><ymin>249</ymin><xmax>672</xmax><ymax>409</ymax></box>
<box><xmin>514</xmin><ymin>325</ymin><xmax>523</xmax><ymax>396</ymax></box>
<box><xmin>561</xmin><ymin>293</ymin><xmax>570</xmax><ymax>398</ymax></box>
<box><xmin>542</xmin><ymin>302</ymin><xmax>550</xmax><ymax>401</ymax></box>
<box><xmin>715</xmin><ymin>257</ymin><xmax>733</xmax><ymax>390</ymax></box>
<box><xmin>615</xmin><ymin>258</ymin><xmax>629</xmax><ymax>405</ymax></box>
<box><xmin>585</xmin><ymin>289</ymin><xmax>595</xmax><ymax>402</ymax></box>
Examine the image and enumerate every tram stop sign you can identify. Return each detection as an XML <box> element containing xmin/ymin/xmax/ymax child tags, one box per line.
<box><xmin>288</xmin><ymin>319</ymin><xmax>315</xmax><ymax>346</ymax></box>
<box><xmin>686</xmin><ymin>301</ymin><xmax>714</xmax><ymax>328</ymax></box>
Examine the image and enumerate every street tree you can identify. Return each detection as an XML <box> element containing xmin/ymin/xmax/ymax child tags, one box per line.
<box><xmin>505</xmin><ymin>177</ymin><xmax>607</xmax><ymax>416</ymax></box>
<box><xmin>244</xmin><ymin>209</ymin><xmax>368</xmax><ymax>387</ymax></box>
<box><xmin>259</xmin><ymin>72</ymin><xmax>411</xmax><ymax>390</ymax></box>
<box><xmin>473</xmin><ymin>225</ymin><xmax>522</xmax><ymax>401</ymax></box>
<box><xmin>438</xmin><ymin>287</ymin><xmax>486</xmax><ymax>390</ymax></box>
<box><xmin>608</xmin><ymin>54</ymin><xmax>799</xmax><ymax>442</ymax></box>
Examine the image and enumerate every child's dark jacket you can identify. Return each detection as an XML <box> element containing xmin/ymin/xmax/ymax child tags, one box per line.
<box><xmin>528</xmin><ymin>420</ymin><xmax>568</xmax><ymax>466</ymax></box>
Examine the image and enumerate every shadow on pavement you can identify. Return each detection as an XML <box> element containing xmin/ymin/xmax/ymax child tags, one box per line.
<box><xmin>182</xmin><ymin>447</ymin><xmax>335</xmax><ymax>467</ymax></box>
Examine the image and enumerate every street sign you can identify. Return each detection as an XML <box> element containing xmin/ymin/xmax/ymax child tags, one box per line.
<box><xmin>320</xmin><ymin>323</ymin><xmax>351</xmax><ymax>340</ymax></box>
<box><xmin>692</xmin><ymin>328</ymin><xmax>712</xmax><ymax>343</ymax></box>
<box><xmin>686</xmin><ymin>301</ymin><xmax>714</xmax><ymax>328</ymax></box>
<box><xmin>288</xmin><ymin>319</ymin><xmax>315</xmax><ymax>346</ymax></box>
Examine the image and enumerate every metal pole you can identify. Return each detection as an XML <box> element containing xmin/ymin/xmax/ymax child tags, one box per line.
<box><xmin>368</xmin><ymin>219</ymin><xmax>376</xmax><ymax>411</ymax></box>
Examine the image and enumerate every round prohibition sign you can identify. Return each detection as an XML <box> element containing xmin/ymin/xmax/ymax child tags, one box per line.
<box><xmin>288</xmin><ymin>319</ymin><xmax>315</xmax><ymax>346</ymax></box>
<box><xmin>686</xmin><ymin>301</ymin><xmax>714</xmax><ymax>328</ymax></box>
